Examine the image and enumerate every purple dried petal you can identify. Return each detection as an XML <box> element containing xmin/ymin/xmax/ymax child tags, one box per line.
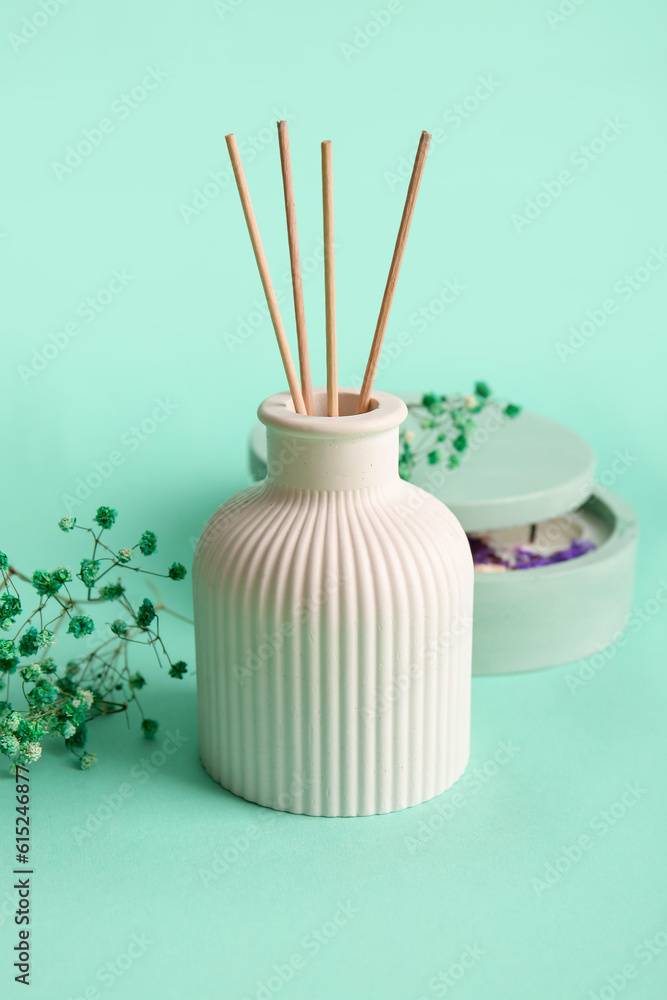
<box><xmin>551</xmin><ymin>538</ymin><xmax>596</xmax><ymax>563</ymax></box>
<box><xmin>468</xmin><ymin>532</ymin><xmax>596</xmax><ymax>571</ymax></box>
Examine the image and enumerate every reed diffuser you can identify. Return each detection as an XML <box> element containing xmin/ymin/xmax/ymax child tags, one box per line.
<box><xmin>193</xmin><ymin>124</ymin><xmax>474</xmax><ymax>816</ymax></box>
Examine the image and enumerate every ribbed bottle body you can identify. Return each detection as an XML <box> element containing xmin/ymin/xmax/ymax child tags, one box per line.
<box><xmin>194</xmin><ymin>480</ymin><xmax>473</xmax><ymax>816</ymax></box>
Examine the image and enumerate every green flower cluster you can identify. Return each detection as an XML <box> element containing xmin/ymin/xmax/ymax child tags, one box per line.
<box><xmin>18</xmin><ymin>628</ymin><xmax>43</xmax><ymax>658</ymax></box>
<box><xmin>93</xmin><ymin>507</ymin><xmax>117</xmax><ymax>530</ymax></box>
<box><xmin>20</xmin><ymin>663</ymin><xmax>42</xmax><ymax>683</ymax></box>
<box><xmin>32</xmin><ymin>566</ymin><xmax>72</xmax><ymax>597</ymax></box>
<box><xmin>80</xmin><ymin>559</ymin><xmax>101</xmax><ymax>588</ymax></box>
<box><xmin>67</xmin><ymin>615</ymin><xmax>95</xmax><ymax>638</ymax></box>
<box><xmin>0</xmin><ymin>704</ymin><xmax>44</xmax><ymax>765</ymax></box>
<box><xmin>139</xmin><ymin>531</ymin><xmax>157</xmax><ymax>556</ymax></box>
<box><xmin>135</xmin><ymin>599</ymin><xmax>155</xmax><ymax>629</ymax></box>
<box><xmin>0</xmin><ymin>594</ymin><xmax>21</xmax><ymax>631</ymax></box>
<box><xmin>0</xmin><ymin>640</ymin><xmax>19</xmax><ymax>674</ymax></box>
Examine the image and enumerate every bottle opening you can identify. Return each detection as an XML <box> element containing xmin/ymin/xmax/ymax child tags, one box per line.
<box><xmin>284</xmin><ymin>389</ymin><xmax>380</xmax><ymax>417</ymax></box>
<box><xmin>259</xmin><ymin>387</ymin><xmax>408</xmax><ymax>437</ymax></box>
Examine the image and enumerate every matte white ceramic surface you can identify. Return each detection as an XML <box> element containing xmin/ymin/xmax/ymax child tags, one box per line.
<box><xmin>194</xmin><ymin>389</ymin><xmax>474</xmax><ymax>816</ymax></box>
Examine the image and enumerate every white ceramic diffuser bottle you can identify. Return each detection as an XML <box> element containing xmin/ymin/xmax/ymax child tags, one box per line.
<box><xmin>193</xmin><ymin>388</ymin><xmax>474</xmax><ymax>817</ymax></box>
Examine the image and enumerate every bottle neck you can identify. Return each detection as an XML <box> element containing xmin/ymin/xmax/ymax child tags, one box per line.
<box><xmin>265</xmin><ymin>426</ymin><xmax>401</xmax><ymax>491</ymax></box>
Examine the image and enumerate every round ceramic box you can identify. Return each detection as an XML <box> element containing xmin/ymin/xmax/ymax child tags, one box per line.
<box><xmin>249</xmin><ymin>396</ymin><xmax>638</xmax><ymax>675</ymax></box>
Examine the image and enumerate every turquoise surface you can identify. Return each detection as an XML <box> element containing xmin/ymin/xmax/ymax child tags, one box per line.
<box><xmin>2</xmin><ymin>1</ymin><xmax>666</xmax><ymax>997</ymax></box>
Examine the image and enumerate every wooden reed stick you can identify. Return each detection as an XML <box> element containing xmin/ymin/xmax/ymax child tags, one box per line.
<box><xmin>277</xmin><ymin>121</ymin><xmax>314</xmax><ymax>415</ymax></box>
<box><xmin>357</xmin><ymin>130</ymin><xmax>431</xmax><ymax>413</ymax></box>
<box><xmin>322</xmin><ymin>140</ymin><xmax>338</xmax><ymax>417</ymax></box>
<box><xmin>224</xmin><ymin>133</ymin><xmax>307</xmax><ymax>416</ymax></box>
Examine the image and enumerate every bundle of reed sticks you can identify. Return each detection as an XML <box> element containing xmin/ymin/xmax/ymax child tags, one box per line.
<box><xmin>225</xmin><ymin>125</ymin><xmax>431</xmax><ymax>416</ymax></box>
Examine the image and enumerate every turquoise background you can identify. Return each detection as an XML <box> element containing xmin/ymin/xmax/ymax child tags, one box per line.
<box><xmin>2</xmin><ymin>0</ymin><xmax>667</xmax><ymax>997</ymax></box>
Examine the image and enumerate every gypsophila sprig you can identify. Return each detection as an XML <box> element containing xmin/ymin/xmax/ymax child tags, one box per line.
<box><xmin>399</xmin><ymin>383</ymin><xmax>522</xmax><ymax>482</ymax></box>
<box><xmin>0</xmin><ymin>507</ymin><xmax>190</xmax><ymax>771</ymax></box>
